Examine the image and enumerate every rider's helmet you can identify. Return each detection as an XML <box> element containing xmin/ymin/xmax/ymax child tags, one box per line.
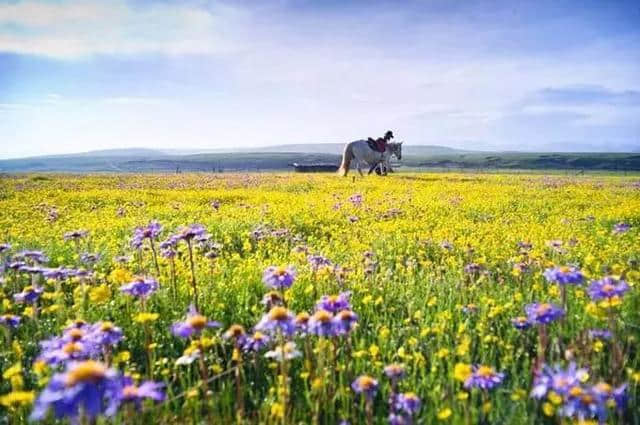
<box><xmin>385</xmin><ymin>130</ymin><xmax>394</xmax><ymax>139</ymax></box>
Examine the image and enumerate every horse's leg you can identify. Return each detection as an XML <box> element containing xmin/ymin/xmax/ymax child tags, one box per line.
<box><xmin>368</xmin><ymin>162</ymin><xmax>378</xmax><ymax>175</ymax></box>
<box><xmin>356</xmin><ymin>160</ymin><xmax>364</xmax><ymax>177</ymax></box>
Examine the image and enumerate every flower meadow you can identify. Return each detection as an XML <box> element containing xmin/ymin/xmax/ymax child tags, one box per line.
<box><xmin>0</xmin><ymin>172</ymin><xmax>639</xmax><ymax>424</ymax></box>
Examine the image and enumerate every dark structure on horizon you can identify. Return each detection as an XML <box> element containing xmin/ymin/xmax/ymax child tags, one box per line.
<box><xmin>290</xmin><ymin>163</ymin><xmax>340</xmax><ymax>173</ymax></box>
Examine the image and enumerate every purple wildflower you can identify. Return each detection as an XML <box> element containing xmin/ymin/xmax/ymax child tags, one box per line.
<box><xmin>0</xmin><ymin>314</ymin><xmax>20</xmax><ymax>329</ymax></box>
<box><xmin>223</xmin><ymin>324</ymin><xmax>246</xmax><ymax>342</ymax></box>
<box><xmin>262</xmin><ymin>266</ymin><xmax>296</xmax><ymax>290</ymax></box>
<box><xmin>120</xmin><ymin>277</ymin><xmax>159</xmax><ymax>299</ymax></box>
<box><xmin>118</xmin><ymin>376</ymin><xmax>165</xmax><ymax>409</ymax></box>
<box><xmin>89</xmin><ymin>322</ymin><xmax>124</xmax><ymax>347</ymax></box>
<box><xmin>464</xmin><ymin>263</ymin><xmax>483</xmax><ymax>274</ymax></box>
<box><xmin>384</xmin><ymin>364</ymin><xmax>406</xmax><ymax>382</ymax></box>
<box><xmin>525</xmin><ymin>302</ymin><xmax>565</xmax><ymax>325</ymax></box>
<box><xmin>511</xmin><ymin>316</ymin><xmax>532</xmax><ymax>330</ymax></box>
<box><xmin>18</xmin><ymin>265</ymin><xmax>44</xmax><ymax>275</ymax></box>
<box><xmin>530</xmin><ymin>363</ymin><xmax>589</xmax><ymax>399</ymax></box>
<box><xmin>81</xmin><ymin>253</ymin><xmax>101</xmax><ymax>265</ymax></box>
<box><xmin>255</xmin><ymin>306</ymin><xmax>296</xmax><ymax>336</ymax></box>
<box><xmin>261</xmin><ymin>291</ymin><xmax>284</xmax><ymax>309</ymax></box>
<box><xmin>543</xmin><ymin>266</ymin><xmax>584</xmax><ymax>285</ymax></box>
<box><xmin>587</xmin><ymin>276</ymin><xmax>630</xmax><ymax>301</ymax></box>
<box><xmin>388</xmin><ymin>413</ymin><xmax>409</xmax><ymax>425</ymax></box>
<box><xmin>294</xmin><ymin>312</ymin><xmax>310</xmax><ymax>334</ymax></box>
<box><xmin>351</xmin><ymin>375</ymin><xmax>378</xmax><ymax>399</ymax></box>
<box><xmin>332</xmin><ymin>309</ymin><xmax>358</xmax><ymax>335</ymax></box>
<box><xmin>39</xmin><ymin>340</ymin><xmax>95</xmax><ymax>365</ymax></box>
<box><xmin>0</xmin><ymin>243</ymin><xmax>11</xmax><ymax>254</ymax></box>
<box><xmin>464</xmin><ymin>365</ymin><xmax>505</xmax><ymax>390</ymax></box>
<box><xmin>18</xmin><ymin>250</ymin><xmax>49</xmax><ymax>264</ymax></box>
<box><xmin>64</xmin><ymin>230</ymin><xmax>88</xmax><ymax>241</ymax></box>
<box><xmin>395</xmin><ymin>392</ymin><xmax>421</xmax><ymax>415</ymax></box>
<box><xmin>308</xmin><ymin>309</ymin><xmax>336</xmax><ymax>336</ymax></box>
<box><xmin>308</xmin><ymin>254</ymin><xmax>332</xmax><ymax>271</ymax></box>
<box><xmin>42</xmin><ymin>267</ymin><xmax>75</xmax><ymax>280</ymax></box>
<box><xmin>36</xmin><ymin>324</ymin><xmax>109</xmax><ymax>365</ymax></box>
<box><xmin>171</xmin><ymin>305</ymin><xmax>220</xmax><ymax>339</ymax></box>
<box><xmin>440</xmin><ymin>240</ymin><xmax>454</xmax><ymax>250</ymax></box>
<box><xmin>316</xmin><ymin>292</ymin><xmax>351</xmax><ymax>313</ymax></box>
<box><xmin>517</xmin><ymin>241</ymin><xmax>533</xmax><ymax>251</ymax></box>
<box><xmin>558</xmin><ymin>382</ymin><xmax>626</xmax><ymax>423</ymax></box>
<box><xmin>242</xmin><ymin>331</ymin><xmax>271</xmax><ymax>353</ymax></box>
<box><xmin>131</xmin><ymin>220</ymin><xmax>162</xmax><ymax>249</ymax></box>
<box><xmin>587</xmin><ymin>329</ymin><xmax>612</xmax><ymax>340</ymax></box>
<box><xmin>114</xmin><ymin>255</ymin><xmax>131</xmax><ymax>264</ymax></box>
<box><xmin>177</xmin><ymin>224</ymin><xmax>207</xmax><ymax>241</ymax></box>
<box><xmin>13</xmin><ymin>285</ymin><xmax>44</xmax><ymax>304</ymax></box>
<box><xmin>348</xmin><ymin>193</ymin><xmax>363</xmax><ymax>206</ymax></box>
<box><xmin>7</xmin><ymin>260</ymin><xmax>26</xmax><ymax>271</ymax></box>
<box><xmin>612</xmin><ymin>222</ymin><xmax>630</xmax><ymax>234</ymax></box>
<box><xmin>30</xmin><ymin>361</ymin><xmax>121</xmax><ymax>421</ymax></box>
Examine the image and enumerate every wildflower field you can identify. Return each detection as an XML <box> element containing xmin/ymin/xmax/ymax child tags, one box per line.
<box><xmin>0</xmin><ymin>172</ymin><xmax>639</xmax><ymax>425</ymax></box>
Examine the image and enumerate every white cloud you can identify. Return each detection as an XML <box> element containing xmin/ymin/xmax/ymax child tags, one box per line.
<box><xmin>0</xmin><ymin>0</ymin><xmax>246</xmax><ymax>58</ymax></box>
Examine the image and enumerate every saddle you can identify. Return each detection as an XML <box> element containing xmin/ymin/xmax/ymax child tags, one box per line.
<box><xmin>367</xmin><ymin>137</ymin><xmax>387</xmax><ymax>153</ymax></box>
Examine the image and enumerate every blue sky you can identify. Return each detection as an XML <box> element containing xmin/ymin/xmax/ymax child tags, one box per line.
<box><xmin>0</xmin><ymin>0</ymin><xmax>639</xmax><ymax>158</ymax></box>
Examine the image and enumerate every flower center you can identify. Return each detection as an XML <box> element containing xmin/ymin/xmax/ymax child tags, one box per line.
<box><xmin>269</xmin><ymin>307</ymin><xmax>290</xmax><ymax>321</ymax></box>
<box><xmin>295</xmin><ymin>312</ymin><xmax>310</xmax><ymax>323</ymax></box>
<box><xmin>602</xmin><ymin>284</ymin><xmax>615</xmax><ymax>294</ymax></box>
<box><xmin>63</xmin><ymin>342</ymin><xmax>83</xmax><ymax>354</ymax></box>
<box><xmin>568</xmin><ymin>386</ymin><xmax>582</xmax><ymax>397</ymax></box>
<box><xmin>123</xmin><ymin>385</ymin><xmax>139</xmax><ymax>398</ymax></box>
<box><xmin>337</xmin><ymin>310</ymin><xmax>354</xmax><ymax>320</ymax></box>
<box><xmin>65</xmin><ymin>361</ymin><xmax>107</xmax><ymax>386</ymax></box>
<box><xmin>476</xmin><ymin>366</ymin><xmax>494</xmax><ymax>377</ymax></box>
<box><xmin>227</xmin><ymin>324</ymin><xmax>245</xmax><ymax>337</ymax></box>
<box><xmin>101</xmin><ymin>322</ymin><xmax>114</xmax><ymax>332</ymax></box>
<box><xmin>536</xmin><ymin>304</ymin><xmax>551</xmax><ymax>315</ymax></box>
<box><xmin>358</xmin><ymin>376</ymin><xmax>375</xmax><ymax>390</ymax></box>
<box><xmin>314</xmin><ymin>310</ymin><xmax>332</xmax><ymax>323</ymax></box>
<box><xmin>187</xmin><ymin>315</ymin><xmax>208</xmax><ymax>329</ymax></box>
<box><xmin>68</xmin><ymin>329</ymin><xmax>85</xmax><ymax>341</ymax></box>
<box><xmin>404</xmin><ymin>392</ymin><xmax>418</xmax><ymax>402</ymax></box>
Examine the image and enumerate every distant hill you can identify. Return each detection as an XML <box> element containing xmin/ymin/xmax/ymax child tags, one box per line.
<box><xmin>36</xmin><ymin>148</ymin><xmax>169</xmax><ymax>158</ymax></box>
<box><xmin>0</xmin><ymin>145</ymin><xmax>638</xmax><ymax>172</ymax></box>
<box><xmin>247</xmin><ymin>143</ymin><xmax>466</xmax><ymax>156</ymax></box>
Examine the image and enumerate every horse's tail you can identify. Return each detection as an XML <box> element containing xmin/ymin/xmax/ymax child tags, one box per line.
<box><xmin>338</xmin><ymin>143</ymin><xmax>354</xmax><ymax>176</ymax></box>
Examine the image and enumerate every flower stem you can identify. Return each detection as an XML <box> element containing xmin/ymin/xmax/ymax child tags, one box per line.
<box><xmin>186</xmin><ymin>240</ymin><xmax>199</xmax><ymax>309</ymax></box>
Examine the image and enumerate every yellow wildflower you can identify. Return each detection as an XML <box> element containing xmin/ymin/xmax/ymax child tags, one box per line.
<box><xmin>0</xmin><ymin>391</ymin><xmax>35</xmax><ymax>407</ymax></box>
<box><xmin>134</xmin><ymin>312</ymin><xmax>159</xmax><ymax>323</ymax></box>
<box><xmin>453</xmin><ymin>363</ymin><xmax>472</xmax><ymax>382</ymax></box>
<box><xmin>437</xmin><ymin>408</ymin><xmax>452</xmax><ymax>420</ymax></box>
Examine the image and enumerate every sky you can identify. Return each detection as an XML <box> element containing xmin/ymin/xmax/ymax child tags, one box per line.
<box><xmin>0</xmin><ymin>0</ymin><xmax>639</xmax><ymax>158</ymax></box>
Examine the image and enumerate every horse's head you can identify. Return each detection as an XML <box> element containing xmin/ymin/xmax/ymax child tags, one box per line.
<box><xmin>389</xmin><ymin>141</ymin><xmax>402</xmax><ymax>160</ymax></box>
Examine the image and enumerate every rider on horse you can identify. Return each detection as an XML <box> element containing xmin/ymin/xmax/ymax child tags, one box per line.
<box><xmin>366</xmin><ymin>131</ymin><xmax>394</xmax><ymax>174</ymax></box>
<box><xmin>367</xmin><ymin>130</ymin><xmax>394</xmax><ymax>153</ymax></box>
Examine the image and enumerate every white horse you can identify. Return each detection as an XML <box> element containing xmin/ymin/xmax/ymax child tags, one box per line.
<box><xmin>338</xmin><ymin>140</ymin><xmax>402</xmax><ymax>176</ymax></box>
